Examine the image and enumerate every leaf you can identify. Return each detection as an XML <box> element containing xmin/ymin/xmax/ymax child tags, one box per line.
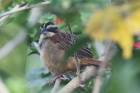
<box><xmin>26</xmin><ymin>0</ymin><xmax>34</xmax><ymax>3</ymax></box>
<box><xmin>48</xmin><ymin>2</ymin><xmax>83</xmax><ymax>32</ymax></box>
<box><xmin>13</xmin><ymin>10</ymin><xmax>30</xmax><ymax>25</ymax></box>
<box><xmin>26</xmin><ymin>0</ymin><xmax>47</xmax><ymax>4</ymax></box>
<box><xmin>61</xmin><ymin>5</ymin><xmax>83</xmax><ymax>32</ymax></box>
<box><xmin>103</xmin><ymin>49</ymin><xmax>140</xmax><ymax>93</ymax></box>
<box><xmin>6</xmin><ymin>77</ymin><xmax>28</xmax><ymax>93</ymax></box>
<box><xmin>14</xmin><ymin>0</ymin><xmax>22</xmax><ymax>4</ymax></box>
<box><xmin>40</xmin><ymin>13</ymin><xmax>56</xmax><ymax>23</ymax></box>
<box><xmin>85</xmin><ymin>3</ymin><xmax>140</xmax><ymax>59</ymax></box>
<box><xmin>0</xmin><ymin>0</ymin><xmax>13</xmax><ymax>10</ymax></box>
<box><xmin>3</xmin><ymin>17</ymin><xmax>15</xmax><ymax>25</ymax></box>
<box><xmin>62</xmin><ymin>36</ymin><xmax>91</xmax><ymax>64</ymax></box>
<box><xmin>25</xmin><ymin>68</ymin><xmax>52</xmax><ymax>88</ymax></box>
<box><xmin>33</xmin><ymin>23</ymin><xmax>42</xmax><ymax>41</ymax></box>
<box><xmin>28</xmin><ymin>51</ymin><xmax>39</xmax><ymax>56</ymax></box>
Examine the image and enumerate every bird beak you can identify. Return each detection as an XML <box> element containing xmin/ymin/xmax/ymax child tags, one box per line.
<box><xmin>41</xmin><ymin>28</ymin><xmax>48</xmax><ymax>34</ymax></box>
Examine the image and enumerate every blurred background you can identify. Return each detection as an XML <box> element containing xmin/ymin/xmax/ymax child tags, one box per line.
<box><xmin>0</xmin><ymin>0</ymin><xmax>140</xmax><ymax>93</ymax></box>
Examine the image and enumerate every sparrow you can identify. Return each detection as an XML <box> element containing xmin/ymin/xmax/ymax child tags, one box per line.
<box><xmin>38</xmin><ymin>22</ymin><xmax>102</xmax><ymax>84</ymax></box>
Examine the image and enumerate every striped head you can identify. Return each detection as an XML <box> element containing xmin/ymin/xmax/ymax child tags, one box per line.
<box><xmin>40</xmin><ymin>22</ymin><xmax>60</xmax><ymax>35</ymax></box>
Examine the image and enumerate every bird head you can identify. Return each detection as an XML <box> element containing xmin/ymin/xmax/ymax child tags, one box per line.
<box><xmin>40</xmin><ymin>22</ymin><xmax>60</xmax><ymax>38</ymax></box>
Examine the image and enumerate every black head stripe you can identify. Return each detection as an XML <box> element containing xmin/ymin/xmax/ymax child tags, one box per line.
<box><xmin>40</xmin><ymin>22</ymin><xmax>54</xmax><ymax>30</ymax></box>
<box><xmin>40</xmin><ymin>22</ymin><xmax>60</xmax><ymax>33</ymax></box>
<box><xmin>44</xmin><ymin>22</ymin><xmax>54</xmax><ymax>28</ymax></box>
<box><xmin>47</xmin><ymin>26</ymin><xmax>59</xmax><ymax>33</ymax></box>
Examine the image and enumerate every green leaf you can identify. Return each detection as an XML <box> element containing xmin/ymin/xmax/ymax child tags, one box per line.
<box><xmin>25</xmin><ymin>68</ymin><xmax>52</xmax><ymax>88</ymax></box>
<box><xmin>40</xmin><ymin>13</ymin><xmax>56</xmax><ymax>23</ymax></box>
<box><xmin>0</xmin><ymin>0</ymin><xmax>13</xmax><ymax>11</ymax></box>
<box><xmin>12</xmin><ymin>10</ymin><xmax>30</xmax><ymax>26</ymax></box>
<box><xmin>14</xmin><ymin>0</ymin><xmax>22</xmax><ymax>4</ymax></box>
<box><xmin>6</xmin><ymin>77</ymin><xmax>28</xmax><ymax>93</ymax></box>
<box><xmin>3</xmin><ymin>17</ymin><xmax>15</xmax><ymax>25</ymax></box>
<box><xmin>62</xmin><ymin>36</ymin><xmax>91</xmax><ymax>64</ymax></box>
<box><xmin>26</xmin><ymin>0</ymin><xmax>44</xmax><ymax>4</ymax></box>
<box><xmin>102</xmin><ymin>49</ymin><xmax>140</xmax><ymax>93</ymax></box>
<box><xmin>26</xmin><ymin>0</ymin><xmax>34</xmax><ymax>3</ymax></box>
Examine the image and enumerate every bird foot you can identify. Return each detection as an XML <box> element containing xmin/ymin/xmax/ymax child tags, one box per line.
<box><xmin>59</xmin><ymin>76</ymin><xmax>70</xmax><ymax>81</ymax></box>
<box><xmin>47</xmin><ymin>71</ymin><xmax>72</xmax><ymax>84</ymax></box>
<box><xmin>47</xmin><ymin>75</ymin><xmax>70</xmax><ymax>84</ymax></box>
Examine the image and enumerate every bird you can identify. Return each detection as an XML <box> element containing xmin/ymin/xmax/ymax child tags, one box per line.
<box><xmin>38</xmin><ymin>22</ymin><xmax>103</xmax><ymax>84</ymax></box>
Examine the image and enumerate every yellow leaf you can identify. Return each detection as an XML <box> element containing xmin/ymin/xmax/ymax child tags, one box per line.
<box><xmin>125</xmin><ymin>8</ymin><xmax>140</xmax><ymax>34</ymax></box>
<box><xmin>85</xmin><ymin>3</ymin><xmax>140</xmax><ymax>59</ymax></box>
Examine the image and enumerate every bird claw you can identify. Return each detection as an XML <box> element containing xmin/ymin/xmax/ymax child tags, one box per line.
<box><xmin>47</xmin><ymin>77</ymin><xmax>57</xmax><ymax>84</ymax></box>
<box><xmin>59</xmin><ymin>76</ymin><xmax>70</xmax><ymax>81</ymax></box>
<box><xmin>47</xmin><ymin>71</ymin><xmax>72</xmax><ymax>84</ymax></box>
<box><xmin>47</xmin><ymin>76</ymin><xmax>70</xmax><ymax>84</ymax></box>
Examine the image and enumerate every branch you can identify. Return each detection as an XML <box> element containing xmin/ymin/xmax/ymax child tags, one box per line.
<box><xmin>58</xmin><ymin>66</ymin><xmax>97</xmax><ymax>93</ymax></box>
<box><xmin>0</xmin><ymin>7</ymin><xmax>42</xmax><ymax>61</ymax></box>
<box><xmin>0</xmin><ymin>1</ymin><xmax>51</xmax><ymax>18</ymax></box>
<box><xmin>92</xmin><ymin>41</ymin><xmax>114</xmax><ymax>93</ymax></box>
<box><xmin>67</xmin><ymin>22</ymin><xmax>82</xmax><ymax>84</ymax></box>
<box><xmin>58</xmin><ymin>41</ymin><xmax>116</xmax><ymax>93</ymax></box>
<box><xmin>50</xmin><ymin>79</ymin><xmax>61</xmax><ymax>93</ymax></box>
<box><xmin>0</xmin><ymin>4</ymin><xmax>20</xmax><ymax>24</ymax></box>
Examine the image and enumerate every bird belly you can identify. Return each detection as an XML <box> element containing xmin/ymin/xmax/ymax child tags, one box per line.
<box><xmin>40</xmin><ymin>41</ymin><xmax>66</xmax><ymax>74</ymax></box>
<box><xmin>39</xmin><ymin>40</ymin><xmax>82</xmax><ymax>74</ymax></box>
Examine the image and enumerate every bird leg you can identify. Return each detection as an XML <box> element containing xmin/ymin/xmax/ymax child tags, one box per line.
<box><xmin>47</xmin><ymin>71</ymin><xmax>72</xmax><ymax>84</ymax></box>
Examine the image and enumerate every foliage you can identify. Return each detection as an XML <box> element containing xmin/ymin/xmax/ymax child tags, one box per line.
<box><xmin>0</xmin><ymin>0</ymin><xmax>140</xmax><ymax>93</ymax></box>
<box><xmin>85</xmin><ymin>3</ymin><xmax>140</xmax><ymax>59</ymax></box>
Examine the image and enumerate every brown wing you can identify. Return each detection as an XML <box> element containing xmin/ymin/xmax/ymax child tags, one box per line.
<box><xmin>50</xmin><ymin>32</ymin><xmax>94</xmax><ymax>58</ymax></box>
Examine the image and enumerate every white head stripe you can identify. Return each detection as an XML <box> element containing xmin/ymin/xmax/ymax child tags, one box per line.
<box><xmin>46</xmin><ymin>25</ymin><xmax>57</xmax><ymax>29</ymax></box>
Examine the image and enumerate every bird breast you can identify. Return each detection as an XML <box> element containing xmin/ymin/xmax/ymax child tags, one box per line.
<box><xmin>39</xmin><ymin>39</ymin><xmax>66</xmax><ymax>74</ymax></box>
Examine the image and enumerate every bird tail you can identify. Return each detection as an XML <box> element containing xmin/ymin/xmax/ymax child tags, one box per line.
<box><xmin>80</xmin><ymin>58</ymin><xmax>101</xmax><ymax>66</ymax></box>
<box><xmin>80</xmin><ymin>44</ymin><xmax>117</xmax><ymax>67</ymax></box>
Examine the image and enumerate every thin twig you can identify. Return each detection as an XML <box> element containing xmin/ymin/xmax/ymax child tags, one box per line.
<box><xmin>0</xmin><ymin>1</ymin><xmax>51</xmax><ymax>18</ymax></box>
<box><xmin>92</xmin><ymin>41</ymin><xmax>113</xmax><ymax>93</ymax></box>
<box><xmin>103</xmin><ymin>41</ymin><xmax>113</xmax><ymax>56</ymax></box>
<box><xmin>50</xmin><ymin>78</ymin><xmax>61</xmax><ymax>93</ymax></box>
<box><xmin>0</xmin><ymin>7</ymin><xmax>42</xmax><ymax>61</ymax></box>
<box><xmin>67</xmin><ymin>21</ymin><xmax>82</xmax><ymax>84</ymax></box>
<box><xmin>0</xmin><ymin>4</ymin><xmax>20</xmax><ymax>24</ymax></box>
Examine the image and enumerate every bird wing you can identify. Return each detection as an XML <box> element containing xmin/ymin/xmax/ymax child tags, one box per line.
<box><xmin>50</xmin><ymin>32</ymin><xmax>93</xmax><ymax>58</ymax></box>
